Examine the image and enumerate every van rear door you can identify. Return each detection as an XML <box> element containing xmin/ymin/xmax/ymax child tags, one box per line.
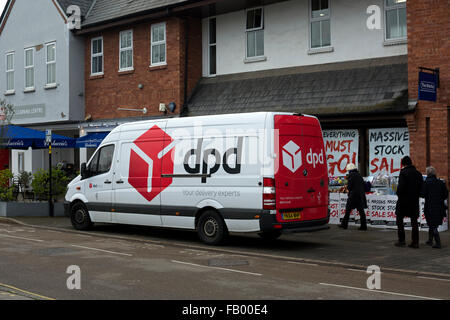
<box><xmin>274</xmin><ymin>115</ymin><xmax>328</xmax><ymax>223</ymax></box>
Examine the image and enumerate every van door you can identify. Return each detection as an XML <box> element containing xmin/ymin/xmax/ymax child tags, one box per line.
<box><xmin>113</xmin><ymin>123</ymin><xmax>168</xmax><ymax>226</ymax></box>
<box><xmin>84</xmin><ymin>144</ymin><xmax>116</xmax><ymax>222</ymax></box>
<box><xmin>274</xmin><ymin>115</ymin><xmax>328</xmax><ymax>223</ymax></box>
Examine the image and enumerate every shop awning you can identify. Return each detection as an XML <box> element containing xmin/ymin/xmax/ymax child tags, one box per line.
<box><xmin>76</xmin><ymin>132</ymin><xmax>109</xmax><ymax>148</ymax></box>
<box><xmin>0</xmin><ymin>125</ymin><xmax>75</xmax><ymax>149</ymax></box>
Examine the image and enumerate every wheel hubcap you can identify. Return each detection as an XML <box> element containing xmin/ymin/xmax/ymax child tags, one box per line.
<box><xmin>74</xmin><ymin>209</ymin><xmax>86</xmax><ymax>224</ymax></box>
<box><xmin>204</xmin><ymin>218</ymin><xmax>218</xmax><ymax>237</ymax></box>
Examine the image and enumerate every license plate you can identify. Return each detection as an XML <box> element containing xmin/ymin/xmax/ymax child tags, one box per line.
<box><xmin>283</xmin><ymin>212</ymin><xmax>301</xmax><ymax>220</ymax></box>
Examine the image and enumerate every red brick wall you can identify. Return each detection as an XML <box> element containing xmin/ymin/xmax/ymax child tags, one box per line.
<box><xmin>84</xmin><ymin>16</ymin><xmax>202</xmax><ymax>120</ymax></box>
<box><xmin>407</xmin><ymin>0</ymin><xmax>450</xmax><ymax>182</ymax></box>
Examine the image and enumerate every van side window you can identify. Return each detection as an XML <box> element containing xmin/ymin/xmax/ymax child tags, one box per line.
<box><xmin>87</xmin><ymin>145</ymin><xmax>115</xmax><ymax>177</ymax></box>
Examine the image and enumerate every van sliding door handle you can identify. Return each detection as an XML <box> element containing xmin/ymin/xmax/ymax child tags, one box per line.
<box><xmin>104</xmin><ymin>180</ymin><xmax>112</xmax><ymax>184</ymax></box>
<box><xmin>116</xmin><ymin>180</ymin><xmax>124</xmax><ymax>184</ymax></box>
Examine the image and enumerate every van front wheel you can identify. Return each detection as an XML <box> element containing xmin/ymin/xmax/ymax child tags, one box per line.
<box><xmin>197</xmin><ymin>211</ymin><xmax>228</xmax><ymax>245</ymax></box>
<box><xmin>70</xmin><ymin>202</ymin><xmax>93</xmax><ymax>231</ymax></box>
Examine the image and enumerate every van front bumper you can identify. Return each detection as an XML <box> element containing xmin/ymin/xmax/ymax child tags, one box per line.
<box><xmin>259</xmin><ymin>210</ymin><xmax>330</xmax><ymax>233</ymax></box>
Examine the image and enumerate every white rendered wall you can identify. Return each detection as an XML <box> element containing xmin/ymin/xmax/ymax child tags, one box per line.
<box><xmin>202</xmin><ymin>0</ymin><xmax>407</xmax><ymax>76</ymax></box>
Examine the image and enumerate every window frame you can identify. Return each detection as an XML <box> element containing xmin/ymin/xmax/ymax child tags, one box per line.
<box><xmin>384</xmin><ymin>0</ymin><xmax>407</xmax><ymax>42</ymax></box>
<box><xmin>24</xmin><ymin>47</ymin><xmax>35</xmax><ymax>91</ymax></box>
<box><xmin>119</xmin><ymin>29</ymin><xmax>134</xmax><ymax>72</ymax></box>
<box><xmin>86</xmin><ymin>144</ymin><xmax>115</xmax><ymax>178</ymax></box>
<box><xmin>245</xmin><ymin>7</ymin><xmax>265</xmax><ymax>59</ymax></box>
<box><xmin>5</xmin><ymin>52</ymin><xmax>14</xmax><ymax>93</ymax></box>
<box><xmin>45</xmin><ymin>42</ymin><xmax>57</xmax><ymax>87</ymax></box>
<box><xmin>150</xmin><ymin>22</ymin><xmax>167</xmax><ymax>67</ymax></box>
<box><xmin>91</xmin><ymin>37</ymin><xmax>104</xmax><ymax>76</ymax></box>
<box><xmin>208</xmin><ymin>17</ymin><xmax>217</xmax><ymax>76</ymax></box>
<box><xmin>309</xmin><ymin>0</ymin><xmax>332</xmax><ymax>50</ymax></box>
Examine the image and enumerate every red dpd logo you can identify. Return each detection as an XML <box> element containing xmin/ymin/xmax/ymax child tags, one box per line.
<box><xmin>128</xmin><ymin>126</ymin><xmax>175</xmax><ymax>202</ymax></box>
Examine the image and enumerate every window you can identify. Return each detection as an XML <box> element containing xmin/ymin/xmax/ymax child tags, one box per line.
<box><xmin>24</xmin><ymin>48</ymin><xmax>34</xmax><ymax>90</ymax></box>
<box><xmin>18</xmin><ymin>152</ymin><xmax>24</xmax><ymax>173</ymax></box>
<box><xmin>87</xmin><ymin>144</ymin><xmax>115</xmax><ymax>177</ymax></box>
<box><xmin>91</xmin><ymin>37</ymin><xmax>103</xmax><ymax>75</ymax></box>
<box><xmin>6</xmin><ymin>52</ymin><xmax>14</xmax><ymax>93</ymax></box>
<box><xmin>151</xmin><ymin>23</ymin><xmax>166</xmax><ymax>66</ymax></box>
<box><xmin>385</xmin><ymin>0</ymin><xmax>407</xmax><ymax>40</ymax></box>
<box><xmin>46</xmin><ymin>42</ymin><xmax>56</xmax><ymax>86</ymax></box>
<box><xmin>119</xmin><ymin>30</ymin><xmax>133</xmax><ymax>71</ymax></box>
<box><xmin>208</xmin><ymin>18</ymin><xmax>216</xmax><ymax>75</ymax></box>
<box><xmin>310</xmin><ymin>0</ymin><xmax>331</xmax><ymax>49</ymax></box>
<box><xmin>246</xmin><ymin>8</ymin><xmax>264</xmax><ymax>58</ymax></box>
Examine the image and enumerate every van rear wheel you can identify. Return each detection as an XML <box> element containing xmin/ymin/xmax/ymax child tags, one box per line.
<box><xmin>197</xmin><ymin>210</ymin><xmax>228</xmax><ymax>245</ymax></box>
<box><xmin>258</xmin><ymin>230</ymin><xmax>282</xmax><ymax>241</ymax></box>
<box><xmin>70</xmin><ymin>202</ymin><xmax>93</xmax><ymax>231</ymax></box>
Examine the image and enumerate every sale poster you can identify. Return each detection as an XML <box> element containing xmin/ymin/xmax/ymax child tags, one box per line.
<box><xmin>368</xmin><ymin>128</ymin><xmax>409</xmax><ymax>176</ymax></box>
<box><xmin>323</xmin><ymin>129</ymin><xmax>359</xmax><ymax>177</ymax></box>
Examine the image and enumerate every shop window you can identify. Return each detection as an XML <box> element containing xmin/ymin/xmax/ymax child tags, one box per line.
<box><xmin>246</xmin><ymin>7</ymin><xmax>264</xmax><ymax>58</ymax></box>
<box><xmin>385</xmin><ymin>0</ymin><xmax>407</xmax><ymax>40</ymax></box>
<box><xmin>310</xmin><ymin>0</ymin><xmax>331</xmax><ymax>49</ymax></box>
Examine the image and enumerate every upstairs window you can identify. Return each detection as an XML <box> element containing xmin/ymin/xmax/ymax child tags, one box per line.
<box><xmin>24</xmin><ymin>48</ymin><xmax>35</xmax><ymax>90</ymax></box>
<box><xmin>208</xmin><ymin>18</ymin><xmax>217</xmax><ymax>75</ymax></box>
<box><xmin>151</xmin><ymin>23</ymin><xmax>167</xmax><ymax>66</ymax></box>
<box><xmin>91</xmin><ymin>37</ymin><xmax>103</xmax><ymax>75</ymax></box>
<box><xmin>246</xmin><ymin>7</ymin><xmax>264</xmax><ymax>58</ymax></box>
<box><xmin>310</xmin><ymin>0</ymin><xmax>331</xmax><ymax>49</ymax></box>
<box><xmin>385</xmin><ymin>0</ymin><xmax>407</xmax><ymax>40</ymax></box>
<box><xmin>46</xmin><ymin>42</ymin><xmax>56</xmax><ymax>86</ymax></box>
<box><xmin>6</xmin><ymin>52</ymin><xmax>14</xmax><ymax>93</ymax></box>
<box><xmin>119</xmin><ymin>30</ymin><xmax>133</xmax><ymax>71</ymax></box>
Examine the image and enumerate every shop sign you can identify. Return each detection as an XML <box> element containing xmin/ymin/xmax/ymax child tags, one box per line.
<box><xmin>323</xmin><ymin>129</ymin><xmax>359</xmax><ymax>177</ymax></box>
<box><xmin>418</xmin><ymin>70</ymin><xmax>438</xmax><ymax>102</ymax></box>
<box><xmin>369</xmin><ymin>128</ymin><xmax>409</xmax><ymax>176</ymax></box>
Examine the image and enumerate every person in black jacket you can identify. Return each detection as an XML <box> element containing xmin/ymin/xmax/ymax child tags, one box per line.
<box><xmin>395</xmin><ymin>156</ymin><xmax>424</xmax><ymax>248</ymax></box>
<box><xmin>340</xmin><ymin>163</ymin><xmax>368</xmax><ymax>230</ymax></box>
<box><xmin>421</xmin><ymin>167</ymin><xmax>448</xmax><ymax>249</ymax></box>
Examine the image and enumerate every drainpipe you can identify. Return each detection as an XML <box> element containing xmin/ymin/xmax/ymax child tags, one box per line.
<box><xmin>181</xmin><ymin>17</ymin><xmax>189</xmax><ymax>117</ymax></box>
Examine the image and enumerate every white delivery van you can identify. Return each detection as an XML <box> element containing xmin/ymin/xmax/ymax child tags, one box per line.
<box><xmin>65</xmin><ymin>112</ymin><xmax>330</xmax><ymax>245</ymax></box>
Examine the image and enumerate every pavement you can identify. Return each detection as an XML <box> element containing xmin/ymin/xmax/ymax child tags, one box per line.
<box><xmin>1</xmin><ymin>216</ymin><xmax>450</xmax><ymax>278</ymax></box>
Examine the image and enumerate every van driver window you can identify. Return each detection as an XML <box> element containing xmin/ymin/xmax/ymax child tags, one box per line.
<box><xmin>87</xmin><ymin>145</ymin><xmax>115</xmax><ymax>177</ymax></box>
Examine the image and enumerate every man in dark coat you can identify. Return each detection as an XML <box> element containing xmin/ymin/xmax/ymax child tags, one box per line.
<box><xmin>340</xmin><ymin>163</ymin><xmax>368</xmax><ymax>230</ymax></box>
<box><xmin>421</xmin><ymin>167</ymin><xmax>448</xmax><ymax>249</ymax></box>
<box><xmin>395</xmin><ymin>156</ymin><xmax>423</xmax><ymax>248</ymax></box>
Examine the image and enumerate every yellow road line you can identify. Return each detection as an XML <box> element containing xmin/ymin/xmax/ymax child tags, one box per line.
<box><xmin>0</xmin><ymin>283</ymin><xmax>55</xmax><ymax>300</ymax></box>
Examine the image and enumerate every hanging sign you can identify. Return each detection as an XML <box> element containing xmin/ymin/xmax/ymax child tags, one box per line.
<box><xmin>418</xmin><ymin>69</ymin><xmax>439</xmax><ymax>102</ymax></box>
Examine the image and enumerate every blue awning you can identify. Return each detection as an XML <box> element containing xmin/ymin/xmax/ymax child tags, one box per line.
<box><xmin>0</xmin><ymin>125</ymin><xmax>75</xmax><ymax>149</ymax></box>
<box><xmin>76</xmin><ymin>132</ymin><xmax>109</xmax><ymax>148</ymax></box>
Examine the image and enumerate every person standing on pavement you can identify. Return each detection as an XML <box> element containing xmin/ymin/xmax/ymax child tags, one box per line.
<box><xmin>340</xmin><ymin>163</ymin><xmax>368</xmax><ymax>230</ymax></box>
<box><xmin>421</xmin><ymin>167</ymin><xmax>448</xmax><ymax>249</ymax></box>
<box><xmin>395</xmin><ymin>156</ymin><xmax>423</xmax><ymax>249</ymax></box>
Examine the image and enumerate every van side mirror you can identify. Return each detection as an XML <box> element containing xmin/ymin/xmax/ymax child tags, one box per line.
<box><xmin>81</xmin><ymin>163</ymin><xmax>88</xmax><ymax>179</ymax></box>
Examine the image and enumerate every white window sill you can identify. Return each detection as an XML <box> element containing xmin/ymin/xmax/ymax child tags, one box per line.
<box><xmin>150</xmin><ymin>62</ymin><xmax>167</xmax><ymax>68</ymax></box>
<box><xmin>90</xmin><ymin>72</ymin><xmax>104</xmax><ymax>77</ymax></box>
<box><xmin>308</xmin><ymin>46</ymin><xmax>334</xmax><ymax>55</ymax></box>
<box><xmin>118</xmin><ymin>68</ymin><xmax>134</xmax><ymax>73</ymax></box>
<box><xmin>44</xmin><ymin>83</ymin><xmax>57</xmax><ymax>90</ymax></box>
<box><xmin>383</xmin><ymin>38</ymin><xmax>407</xmax><ymax>46</ymax></box>
<box><xmin>244</xmin><ymin>56</ymin><xmax>267</xmax><ymax>64</ymax></box>
<box><xmin>23</xmin><ymin>88</ymin><xmax>35</xmax><ymax>93</ymax></box>
<box><xmin>4</xmin><ymin>90</ymin><xmax>15</xmax><ymax>96</ymax></box>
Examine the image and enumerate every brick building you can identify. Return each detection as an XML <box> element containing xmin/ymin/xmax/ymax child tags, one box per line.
<box><xmin>406</xmin><ymin>0</ymin><xmax>450</xmax><ymax>183</ymax></box>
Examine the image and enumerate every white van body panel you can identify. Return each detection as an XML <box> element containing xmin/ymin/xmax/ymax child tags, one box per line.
<box><xmin>65</xmin><ymin>112</ymin><xmax>329</xmax><ymax>236</ymax></box>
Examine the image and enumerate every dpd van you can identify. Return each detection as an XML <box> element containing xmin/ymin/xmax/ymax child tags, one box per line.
<box><xmin>65</xmin><ymin>112</ymin><xmax>330</xmax><ymax>245</ymax></box>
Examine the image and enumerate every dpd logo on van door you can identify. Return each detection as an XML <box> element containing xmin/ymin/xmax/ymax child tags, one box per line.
<box><xmin>128</xmin><ymin>126</ymin><xmax>175</xmax><ymax>202</ymax></box>
<box><xmin>282</xmin><ymin>140</ymin><xmax>325</xmax><ymax>173</ymax></box>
